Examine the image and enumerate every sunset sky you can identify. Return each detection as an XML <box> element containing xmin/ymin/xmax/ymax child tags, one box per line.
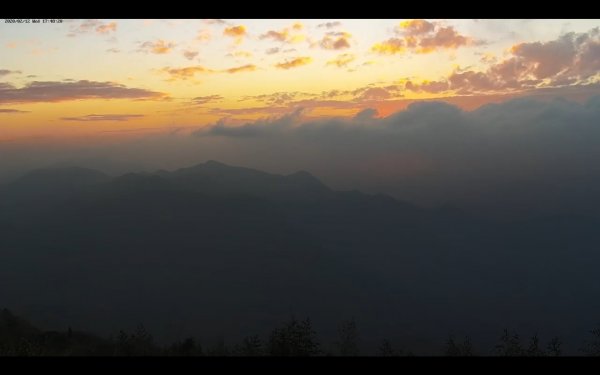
<box><xmin>1</xmin><ymin>19</ymin><xmax>599</xmax><ymax>142</ymax></box>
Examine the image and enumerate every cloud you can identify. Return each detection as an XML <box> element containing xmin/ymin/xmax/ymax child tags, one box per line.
<box><xmin>95</xmin><ymin>22</ymin><xmax>117</xmax><ymax>34</ymax></box>
<box><xmin>371</xmin><ymin>38</ymin><xmax>405</xmax><ymax>54</ymax></box>
<box><xmin>223</xmin><ymin>25</ymin><xmax>247</xmax><ymax>44</ymax></box>
<box><xmin>266</xmin><ymin>47</ymin><xmax>280</xmax><ymax>55</ymax></box>
<box><xmin>139</xmin><ymin>40</ymin><xmax>176</xmax><ymax>54</ymax></box>
<box><xmin>161</xmin><ymin>65</ymin><xmax>213</xmax><ymax>80</ymax></box>
<box><xmin>0</xmin><ymin>69</ymin><xmax>21</xmax><ymax>77</ymax></box>
<box><xmin>403</xmin><ymin>28</ymin><xmax>600</xmax><ymax>95</ymax></box>
<box><xmin>204</xmin><ymin>19</ymin><xmax>226</xmax><ymax>25</ymax></box>
<box><xmin>5</xmin><ymin>95</ymin><xmax>600</xmax><ymax>220</ymax></box>
<box><xmin>226</xmin><ymin>51</ymin><xmax>253</xmax><ymax>59</ymax></box>
<box><xmin>191</xmin><ymin>95</ymin><xmax>223</xmax><ymax>105</ymax></box>
<box><xmin>61</xmin><ymin>114</ymin><xmax>144</xmax><ymax>122</ymax></box>
<box><xmin>0</xmin><ymin>80</ymin><xmax>166</xmax><ymax>104</ymax></box>
<box><xmin>68</xmin><ymin>20</ymin><xmax>118</xmax><ymax>36</ymax></box>
<box><xmin>398</xmin><ymin>19</ymin><xmax>435</xmax><ymax>36</ymax></box>
<box><xmin>275</xmin><ymin>57</ymin><xmax>313</xmax><ymax>69</ymax></box>
<box><xmin>189</xmin><ymin>95</ymin><xmax>600</xmax><ymax>218</ymax></box>
<box><xmin>318</xmin><ymin>32</ymin><xmax>351</xmax><ymax>50</ymax></box>
<box><xmin>196</xmin><ymin>29</ymin><xmax>211</xmax><ymax>42</ymax></box>
<box><xmin>327</xmin><ymin>54</ymin><xmax>355</xmax><ymax>68</ymax></box>
<box><xmin>0</xmin><ymin>108</ymin><xmax>29</xmax><ymax>114</ymax></box>
<box><xmin>373</xmin><ymin>20</ymin><xmax>476</xmax><ymax>55</ymax></box>
<box><xmin>106</xmin><ymin>48</ymin><xmax>120</xmax><ymax>53</ymax></box>
<box><xmin>224</xmin><ymin>64</ymin><xmax>256</xmax><ymax>74</ymax></box>
<box><xmin>260</xmin><ymin>24</ymin><xmax>305</xmax><ymax>44</ymax></box>
<box><xmin>318</xmin><ymin>21</ymin><xmax>341</xmax><ymax>29</ymax></box>
<box><xmin>183</xmin><ymin>50</ymin><xmax>199</xmax><ymax>60</ymax></box>
<box><xmin>195</xmin><ymin>108</ymin><xmax>305</xmax><ymax>138</ymax></box>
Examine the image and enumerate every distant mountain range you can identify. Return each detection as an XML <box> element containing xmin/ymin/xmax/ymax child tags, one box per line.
<box><xmin>1</xmin><ymin>160</ymin><xmax>599</xmax><ymax>354</ymax></box>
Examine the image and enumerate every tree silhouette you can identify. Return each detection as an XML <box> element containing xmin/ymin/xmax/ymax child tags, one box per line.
<box><xmin>445</xmin><ymin>335</ymin><xmax>473</xmax><ymax>356</ymax></box>
<box><xmin>378</xmin><ymin>339</ymin><xmax>397</xmax><ymax>356</ymax></box>
<box><xmin>495</xmin><ymin>329</ymin><xmax>525</xmax><ymax>356</ymax></box>
<box><xmin>526</xmin><ymin>333</ymin><xmax>545</xmax><ymax>356</ymax></box>
<box><xmin>234</xmin><ymin>335</ymin><xmax>263</xmax><ymax>356</ymax></box>
<box><xmin>581</xmin><ymin>328</ymin><xmax>600</xmax><ymax>356</ymax></box>
<box><xmin>268</xmin><ymin>317</ymin><xmax>320</xmax><ymax>356</ymax></box>
<box><xmin>167</xmin><ymin>337</ymin><xmax>201</xmax><ymax>356</ymax></box>
<box><xmin>206</xmin><ymin>337</ymin><xmax>230</xmax><ymax>356</ymax></box>
<box><xmin>335</xmin><ymin>319</ymin><xmax>360</xmax><ymax>356</ymax></box>
<box><xmin>546</xmin><ymin>336</ymin><xmax>562</xmax><ymax>356</ymax></box>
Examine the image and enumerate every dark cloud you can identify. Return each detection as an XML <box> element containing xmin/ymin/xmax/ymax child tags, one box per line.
<box><xmin>190</xmin><ymin>95</ymin><xmax>600</xmax><ymax>218</ymax></box>
<box><xmin>0</xmin><ymin>80</ymin><xmax>166</xmax><ymax>104</ymax></box>
<box><xmin>183</xmin><ymin>50</ymin><xmax>199</xmax><ymax>60</ymax></box>
<box><xmin>61</xmin><ymin>114</ymin><xmax>145</xmax><ymax>122</ymax></box>
<box><xmin>318</xmin><ymin>22</ymin><xmax>342</xmax><ymax>29</ymax></box>
<box><xmin>0</xmin><ymin>69</ymin><xmax>21</xmax><ymax>77</ymax></box>
<box><xmin>191</xmin><ymin>95</ymin><xmax>224</xmax><ymax>105</ymax></box>
<box><xmin>0</xmin><ymin>108</ymin><xmax>29</xmax><ymax>114</ymax></box>
<box><xmin>404</xmin><ymin>28</ymin><xmax>600</xmax><ymax>95</ymax></box>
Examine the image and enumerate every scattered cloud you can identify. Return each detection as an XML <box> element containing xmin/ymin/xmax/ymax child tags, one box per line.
<box><xmin>224</xmin><ymin>64</ymin><xmax>257</xmax><ymax>74</ymax></box>
<box><xmin>223</xmin><ymin>25</ymin><xmax>247</xmax><ymax>45</ymax></box>
<box><xmin>371</xmin><ymin>38</ymin><xmax>406</xmax><ymax>55</ymax></box>
<box><xmin>106</xmin><ymin>48</ymin><xmax>120</xmax><ymax>53</ymax></box>
<box><xmin>403</xmin><ymin>28</ymin><xmax>600</xmax><ymax>95</ymax></box>
<box><xmin>183</xmin><ymin>50</ymin><xmax>199</xmax><ymax>60</ymax></box>
<box><xmin>275</xmin><ymin>57</ymin><xmax>313</xmax><ymax>69</ymax></box>
<box><xmin>61</xmin><ymin>114</ymin><xmax>144</xmax><ymax>122</ymax></box>
<box><xmin>327</xmin><ymin>54</ymin><xmax>355</xmax><ymax>68</ymax></box>
<box><xmin>0</xmin><ymin>80</ymin><xmax>166</xmax><ymax>104</ymax></box>
<box><xmin>266</xmin><ymin>47</ymin><xmax>280</xmax><ymax>55</ymax></box>
<box><xmin>318</xmin><ymin>32</ymin><xmax>352</xmax><ymax>50</ymax></box>
<box><xmin>0</xmin><ymin>69</ymin><xmax>21</xmax><ymax>77</ymax></box>
<box><xmin>196</xmin><ymin>29</ymin><xmax>211</xmax><ymax>42</ymax></box>
<box><xmin>260</xmin><ymin>24</ymin><xmax>305</xmax><ymax>44</ymax></box>
<box><xmin>318</xmin><ymin>21</ymin><xmax>341</xmax><ymax>29</ymax></box>
<box><xmin>161</xmin><ymin>65</ymin><xmax>213</xmax><ymax>80</ymax></box>
<box><xmin>204</xmin><ymin>19</ymin><xmax>226</xmax><ymax>25</ymax></box>
<box><xmin>373</xmin><ymin>19</ymin><xmax>477</xmax><ymax>55</ymax></box>
<box><xmin>96</xmin><ymin>22</ymin><xmax>117</xmax><ymax>34</ymax></box>
<box><xmin>226</xmin><ymin>51</ymin><xmax>253</xmax><ymax>59</ymax></box>
<box><xmin>0</xmin><ymin>108</ymin><xmax>29</xmax><ymax>114</ymax></box>
<box><xmin>191</xmin><ymin>95</ymin><xmax>224</xmax><ymax>105</ymax></box>
<box><xmin>139</xmin><ymin>40</ymin><xmax>176</xmax><ymax>54</ymax></box>
<box><xmin>68</xmin><ymin>20</ymin><xmax>118</xmax><ymax>37</ymax></box>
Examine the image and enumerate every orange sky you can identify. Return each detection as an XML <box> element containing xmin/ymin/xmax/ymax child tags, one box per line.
<box><xmin>1</xmin><ymin>19</ymin><xmax>599</xmax><ymax>141</ymax></box>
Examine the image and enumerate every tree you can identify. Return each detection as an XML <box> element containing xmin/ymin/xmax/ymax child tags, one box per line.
<box><xmin>546</xmin><ymin>336</ymin><xmax>562</xmax><ymax>357</ymax></box>
<box><xmin>581</xmin><ymin>327</ymin><xmax>600</xmax><ymax>356</ymax></box>
<box><xmin>495</xmin><ymin>329</ymin><xmax>524</xmax><ymax>356</ymax></box>
<box><xmin>206</xmin><ymin>337</ymin><xmax>230</xmax><ymax>356</ymax></box>
<box><xmin>378</xmin><ymin>339</ymin><xmax>396</xmax><ymax>356</ymax></box>
<box><xmin>167</xmin><ymin>337</ymin><xmax>201</xmax><ymax>356</ymax></box>
<box><xmin>336</xmin><ymin>319</ymin><xmax>360</xmax><ymax>356</ymax></box>
<box><xmin>234</xmin><ymin>335</ymin><xmax>263</xmax><ymax>356</ymax></box>
<box><xmin>445</xmin><ymin>335</ymin><xmax>473</xmax><ymax>356</ymax></box>
<box><xmin>268</xmin><ymin>317</ymin><xmax>320</xmax><ymax>356</ymax></box>
<box><xmin>526</xmin><ymin>333</ymin><xmax>545</xmax><ymax>356</ymax></box>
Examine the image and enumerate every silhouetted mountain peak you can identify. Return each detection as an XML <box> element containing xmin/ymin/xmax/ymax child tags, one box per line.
<box><xmin>205</xmin><ymin>160</ymin><xmax>227</xmax><ymax>167</ymax></box>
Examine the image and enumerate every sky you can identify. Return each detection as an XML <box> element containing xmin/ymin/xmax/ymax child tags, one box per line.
<box><xmin>1</xmin><ymin>19</ymin><xmax>600</xmax><ymax>217</ymax></box>
<box><xmin>1</xmin><ymin>19</ymin><xmax>599</xmax><ymax>141</ymax></box>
